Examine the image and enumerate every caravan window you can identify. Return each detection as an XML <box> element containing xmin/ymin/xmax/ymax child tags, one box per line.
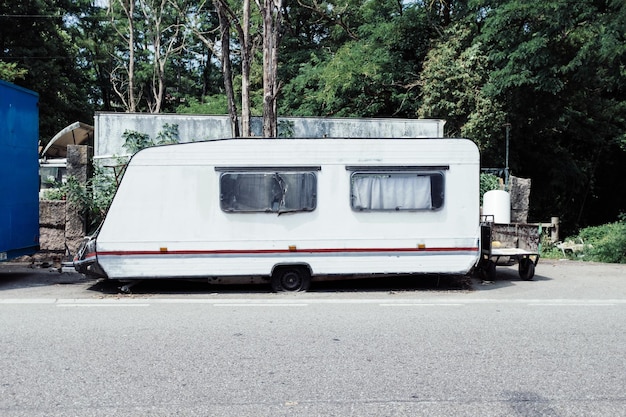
<box><xmin>220</xmin><ymin>171</ymin><xmax>317</xmax><ymax>213</ymax></box>
<box><xmin>350</xmin><ymin>171</ymin><xmax>444</xmax><ymax>211</ymax></box>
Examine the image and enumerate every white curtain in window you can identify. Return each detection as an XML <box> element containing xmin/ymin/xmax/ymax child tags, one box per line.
<box><xmin>352</xmin><ymin>175</ymin><xmax>432</xmax><ymax>210</ymax></box>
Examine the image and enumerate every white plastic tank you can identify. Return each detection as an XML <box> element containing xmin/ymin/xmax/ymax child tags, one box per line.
<box><xmin>483</xmin><ymin>190</ymin><xmax>511</xmax><ymax>223</ymax></box>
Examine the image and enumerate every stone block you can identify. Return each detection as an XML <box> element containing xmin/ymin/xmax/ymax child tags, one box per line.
<box><xmin>39</xmin><ymin>227</ymin><xmax>66</xmax><ymax>252</ymax></box>
<box><xmin>509</xmin><ymin>176</ymin><xmax>531</xmax><ymax>224</ymax></box>
<box><xmin>67</xmin><ymin>145</ymin><xmax>93</xmax><ymax>184</ymax></box>
<box><xmin>39</xmin><ymin>200</ymin><xmax>66</xmax><ymax>226</ymax></box>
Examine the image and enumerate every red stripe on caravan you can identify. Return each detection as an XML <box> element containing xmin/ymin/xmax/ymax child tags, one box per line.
<box><xmin>97</xmin><ymin>247</ymin><xmax>479</xmax><ymax>256</ymax></box>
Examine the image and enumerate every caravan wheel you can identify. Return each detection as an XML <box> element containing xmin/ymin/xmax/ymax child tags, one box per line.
<box><xmin>479</xmin><ymin>260</ymin><xmax>497</xmax><ymax>281</ymax></box>
<box><xmin>271</xmin><ymin>266</ymin><xmax>311</xmax><ymax>292</ymax></box>
<box><xmin>519</xmin><ymin>258</ymin><xmax>535</xmax><ymax>281</ymax></box>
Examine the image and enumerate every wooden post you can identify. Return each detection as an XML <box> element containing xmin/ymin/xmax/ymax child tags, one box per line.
<box><xmin>551</xmin><ymin>217</ymin><xmax>559</xmax><ymax>243</ymax></box>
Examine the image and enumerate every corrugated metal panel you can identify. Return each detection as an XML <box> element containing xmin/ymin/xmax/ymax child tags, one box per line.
<box><xmin>0</xmin><ymin>81</ymin><xmax>40</xmax><ymax>258</ymax></box>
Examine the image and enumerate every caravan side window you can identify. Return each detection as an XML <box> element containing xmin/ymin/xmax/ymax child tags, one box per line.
<box><xmin>350</xmin><ymin>170</ymin><xmax>445</xmax><ymax>211</ymax></box>
<box><xmin>219</xmin><ymin>171</ymin><xmax>317</xmax><ymax>213</ymax></box>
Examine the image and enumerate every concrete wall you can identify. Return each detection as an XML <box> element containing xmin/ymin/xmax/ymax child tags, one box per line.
<box><xmin>94</xmin><ymin>112</ymin><xmax>446</xmax><ymax>159</ymax></box>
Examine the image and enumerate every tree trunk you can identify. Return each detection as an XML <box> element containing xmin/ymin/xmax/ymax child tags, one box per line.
<box><xmin>260</xmin><ymin>0</ymin><xmax>282</xmax><ymax>138</ymax></box>
<box><xmin>211</xmin><ymin>0</ymin><xmax>253</xmax><ymax>136</ymax></box>
<box><xmin>151</xmin><ymin>13</ymin><xmax>163</xmax><ymax>113</ymax></box>
<box><xmin>241</xmin><ymin>0</ymin><xmax>251</xmax><ymax>137</ymax></box>
<box><xmin>126</xmin><ymin>0</ymin><xmax>136</xmax><ymax>112</ymax></box>
<box><xmin>215</xmin><ymin>0</ymin><xmax>240</xmax><ymax>137</ymax></box>
<box><xmin>121</xmin><ymin>1</ymin><xmax>137</xmax><ymax>113</ymax></box>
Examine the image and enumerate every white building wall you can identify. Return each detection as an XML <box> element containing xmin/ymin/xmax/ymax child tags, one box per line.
<box><xmin>93</xmin><ymin>112</ymin><xmax>446</xmax><ymax>159</ymax></box>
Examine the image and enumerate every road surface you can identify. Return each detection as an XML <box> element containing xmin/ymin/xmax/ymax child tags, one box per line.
<box><xmin>1</xmin><ymin>260</ymin><xmax>625</xmax><ymax>416</ymax></box>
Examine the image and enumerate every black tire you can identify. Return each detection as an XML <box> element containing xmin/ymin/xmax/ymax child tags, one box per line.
<box><xmin>479</xmin><ymin>260</ymin><xmax>497</xmax><ymax>281</ymax></box>
<box><xmin>271</xmin><ymin>267</ymin><xmax>311</xmax><ymax>292</ymax></box>
<box><xmin>519</xmin><ymin>258</ymin><xmax>535</xmax><ymax>281</ymax></box>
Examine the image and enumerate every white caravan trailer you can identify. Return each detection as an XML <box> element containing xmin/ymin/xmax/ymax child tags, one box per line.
<box><xmin>74</xmin><ymin>138</ymin><xmax>480</xmax><ymax>291</ymax></box>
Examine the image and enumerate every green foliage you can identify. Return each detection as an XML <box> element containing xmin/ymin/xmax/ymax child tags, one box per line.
<box><xmin>480</xmin><ymin>173</ymin><xmax>500</xmax><ymax>204</ymax></box>
<box><xmin>278</xmin><ymin>120</ymin><xmax>295</xmax><ymax>138</ymax></box>
<box><xmin>176</xmin><ymin>96</ymin><xmax>229</xmax><ymax>115</ymax></box>
<box><xmin>548</xmin><ymin>215</ymin><xmax>626</xmax><ymax>263</ymax></box>
<box><xmin>122</xmin><ymin>131</ymin><xmax>152</xmax><ymax>155</ymax></box>
<box><xmin>280</xmin><ymin>2</ymin><xmax>436</xmax><ymax>117</ymax></box>
<box><xmin>575</xmin><ymin>220</ymin><xmax>626</xmax><ymax>264</ymax></box>
<box><xmin>0</xmin><ymin>61</ymin><xmax>28</xmax><ymax>81</ymax></box>
<box><xmin>155</xmin><ymin>123</ymin><xmax>180</xmax><ymax>145</ymax></box>
<box><xmin>87</xmin><ymin>165</ymin><xmax>120</xmax><ymax>228</ymax></box>
<box><xmin>472</xmin><ymin>0</ymin><xmax>626</xmax><ymax>231</ymax></box>
<box><xmin>539</xmin><ymin>239</ymin><xmax>565</xmax><ymax>260</ymax></box>
<box><xmin>280</xmin><ymin>42</ymin><xmax>391</xmax><ymax>117</ymax></box>
<box><xmin>43</xmin><ymin>166</ymin><xmax>120</xmax><ymax>233</ymax></box>
<box><xmin>42</xmin><ymin>187</ymin><xmax>66</xmax><ymax>202</ymax></box>
<box><xmin>415</xmin><ymin>0</ymin><xmax>626</xmax><ymax>232</ymax></box>
<box><xmin>122</xmin><ymin>124</ymin><xmax>180</xmax><ymax>155</ymax></box>
<box><xmin>418</xmin><ymin>23</ymin><xmax>507</xmax><ymax>160</ymax></box>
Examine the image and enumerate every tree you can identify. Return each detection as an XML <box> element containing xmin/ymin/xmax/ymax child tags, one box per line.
<box><xmin>214</xmin><ymin>0</ymin><xmax>257</xmax><ymax>137</ymax></box>
<box><xmin>418</xmin><ymin>23</ymin><xmax>506</xmax><ymax>165</ymax></box>
<box><xmin>108</xmin><ymin>0</ymin><xmax>189</xmax><ymax>113</ymax></box>
<box><xmin>187</xmin><ymin>0</ymin><xmax>260</xmax><ymax>136</ymax></box>
<box><xmin>142</xmin><ymin>0</ymin><xmax>188</xmax><ymax>113</ymax></box>
<box><xmin>214</xmin><ymin>1</ymin><xmax>240</xmax><ymax>136</ymax></box>
<box><xmin>417</xmin><ymin>0</ymin><xmax>626</xmax><ymax>231</ymax></box>
<box><xmin>240</xmin><ymin>0</ymin><xmax>254</xmax><ymax>136</ymax></box>
<box><xmin>0</xmin><ymin>61</ymin><xmax>27</xmax><ymax>81</ymax></box>
<box><xmin>256</xmin><ymin>0</ymin><xmax>283</xmax><ymax>137</ymax></box>
<box><xmin>108</xmin><ymin>0</ymin><xmax>140</xmax><ymax>111</ymax></box>
<box><xmin>3</xmin><ymin>0</ymin><xmax>625</xmax><ymax>231</ymax></box>
<box><xmin>469</xmin><ymin>0</ymin><xmax>625</xmax><ymax>230</ymax></box>
<box><xmin>0</xmin><ymin>0</ymin><xmax>93</xmax><ymax>143</ymax></box>
<box><xmin>72</xmin><ymin>2</ymin><xmax>117</xmax><ymax>111</ymax></box>
<box><xmin>280</xmin><ymin>1</ymin><xmax>439</xmax><ymax>118</ymax></box>
<box><xmin>200</xmin><ymin>0</ymin><xmax>283</xmax><ymax>137</ymax></box>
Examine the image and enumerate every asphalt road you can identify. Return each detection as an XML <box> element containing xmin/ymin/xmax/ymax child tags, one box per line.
<box><xmin>1</xmin><ymin>260</ymin><xmax>625</xmax><ymax>416</ymax></box>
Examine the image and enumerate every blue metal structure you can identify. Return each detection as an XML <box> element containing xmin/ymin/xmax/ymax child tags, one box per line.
<box><xmin>0</xmin><ymin>80</ymin><xmax>40</xmax><ymax>260</ymax></box>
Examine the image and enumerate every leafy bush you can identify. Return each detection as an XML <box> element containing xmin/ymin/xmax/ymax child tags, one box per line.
<box><xmin>43</xmin><ymin>168</ymin><xmax>118</xmax><ymax>233</ymax></box>
<box><xmin>122</xmin><ymin>123</ymin><xmax>179</xmax><ymax>154</ymax></box>
<box><xmin>539</xmin><ymin>234</ymin><xmax>567</xmax><ymax>259</ymax></box>
<box><xmin>175</xmin><ymin>95</ymin><xmax>228</xmax><ymax>115</ymax></box>
<box><xmin>575</xmin><ymin>220</ymin><xmax>626</xmax><ymax>264</ymax></box>
<box><xmin>480</xmin><ymin>173</ymin><xmax>501</xmax><ymax>205</ymax></box>
<box><xmin>42</xmin><ymin>186</ymin><xmax>66</xmax><ymax>201</ymax></box>
<box><xmin>543</xmin><ymin>216</ymin><xmax>626</xmax><ymax>263</ymax></box>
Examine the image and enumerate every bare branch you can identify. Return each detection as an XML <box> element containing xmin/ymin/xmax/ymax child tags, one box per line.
<box><xmin>296</xmin><ymin>0</ymin><xmax>359</xmax><ymax>40</ymax></box>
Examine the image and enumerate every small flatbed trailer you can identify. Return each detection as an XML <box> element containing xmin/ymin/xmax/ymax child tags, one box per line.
<box><xmin>478</xmin><ymin>217</ymin><xmax>541</xmax><ymax>281</ymax></box>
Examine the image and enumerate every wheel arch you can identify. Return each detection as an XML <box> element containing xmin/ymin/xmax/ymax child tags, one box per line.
<box><xmin>271</xmin><ymin>262</ymin><xmax>313</xmax><ymax>277</ymax></box>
